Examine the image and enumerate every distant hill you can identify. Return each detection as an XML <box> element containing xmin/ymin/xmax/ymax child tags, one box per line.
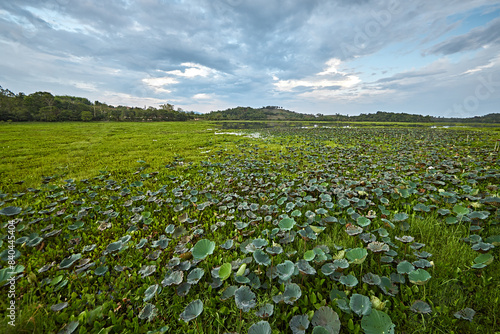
<box><xmin>205</xmin><ymin>106</ymin><xmax>316</xmax><ymax>121</ymax></box>
<box><xmin>205</xmin><ymin>107</ymin><xmax>500</xmax><ymax>123</ymax></box>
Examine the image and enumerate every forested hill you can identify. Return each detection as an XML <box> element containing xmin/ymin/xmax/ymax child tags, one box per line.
<box><xmin>1</xmin><ymin>86</ymin><xmax>498</xmax><ymax>123</ymax></box>
<box><xmin>0</xmin><ymin>87</ymin><xmax>196</xmax><ymax>122</ymax></box>
<box><xmin>206</xmin><ymin>107</ymin><xmax>500</xmax><ymax>123</ymax></box>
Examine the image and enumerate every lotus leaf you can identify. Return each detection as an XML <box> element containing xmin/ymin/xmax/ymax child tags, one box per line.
<box><xmin>367</xmin><ymin>242</ymin><xmax>389</xmax><ymax>253</ymax></box>
<box><xmin>220</xmin><ymin>285</ymin><xmax>238</xmax><ymax>301</ymax></box>
<box><xmin>277</xmin><ymin>260</ymin><xmax>295</xmax><ymax>281</ymax></box>
<box><xmin>350</xmin><ymin>293</ymin><xmax>372</xmax><ymax>316</ymax></box>
<box><xmin>454</xmin><ymin>307</ymin><xmax>475</xmax><ymax>321</ymax></box>
<box><xmin>283</xmin><ymin>283</ymin><xmax>302</xmax><ymax>304</ymax></box>
<box><xmin>144</xmin><ymin>284</ymin><xmax>160</xmax><ymax>302</ymax></box>
<box><xmin>162</xmin><ymin>270</ymin><xmax>183</xmax><ymax>286</ymax></box>
<box><xmin>410</xmin><ymin>300</ymin><xmax>431</xmax><ymax>314</ymax></box>
<box><xmin>346</xmin><ymin>248</ymin><xmax>368</xmax><ymax>264</ymax></box>
<box><xmin>187</xmin><ymin>268</ymin><xmax>205</xmax><ymax>284</ymax></box>
<box><xmin>138</xmin><ymin>265</ymin><xmax>156</xmax><ymax>278</ymax></box>
<box><xmin>396</xmin><ymin>261</ymin><xmax>415</xmax><ymax>274</ymax></box>
<box><xmin>361</xmin><ymin>309</ymin><xmax>395</xmax><ymax>334</ymax></box>
<box><xmin>312</xmin><ymin>326</ymin><xmax>331</xmax><ymax>334</ymax></box>
<box><xmin>51</xmin><ymin>302</ymin><xmax>68</xmax><ymax>312</ymax></box>
<box><xmin>94</xmin><ymin>265</ymin><xmax>108</xmax><ymax>276</ymax></box>
<box><xmin>220</xmin><ymin>239</ymin><xmax>234</xmax><ymax>250</ymax></box>
<box><xmin>408</xmin><ymin>269</ymin><xmax>431</xmax><ymax>285</ymax></box>
<box><xmin>289</xmin><ymin>314</ymin><xmax>310</xmax><ymax>334</ymax></box>
<box><xmin>255</xmin><ymin>303</ymin><xmax>274</xmax><ymax>319</ymax></box>
<box><xmin>176</xmin><ymin>282</ymin><xmax>191</xmax><ymax>297</ymax></box>
<box><xmin>59</xmin><ymin>254</ymin><xmax>81</xmax><ymax>269</ymax></box>
<box><xmin>392</xmin><ymin>213</ymin><xmax>408</xmax><ymax>222</ymax></box>
<box><xmin>248</xmin><ymin>321</ymin><xmax>271</xmax><ymax>334</ymax></box>
<box><xmin>106</xmin><ymin>241</ymin><xmax>123</xmax><ymax>253</ymax></box>
<box><xmin>297</xmin><ymin>259</ymin><xmax>316</xmax><ymax>275</ymax></box>
<box><xmin>452</xmin><ymin>204</ymin><xmax>469</xmax><ymax>216</ymax></box>
<box><xmin>139</xmin><ymin>303</ymin><xmax>158</xmax><ymax>322</ymax></box>
<box><xmin>279</xmin><ymin>217</ymin><xmax>296</xmax><ymax>231</ymax></box>
<box><xmin>311</xmin><ymin>306</ymin><xmax>341</xmax><ymax>334</ymax></box>
<box><xmin>234</xmin><ymin>286</ymin><xmax>256</xmax><ymax>312</ymax></box>
<box><xmin>362</xmin><ymin>273</ymin><xmax>381</xmax><ymax>286</ymax></box>
<box><xmin>179</xmin><ymin>299</ymin><xmax>203</xmax><ymax>322</ymax></box>
<box><xmin>472</xmin><ymin>253</ymin><xmax>494</xmax><ymax>268</ymax></box>
<box><xmin>192</xmin><ymin>239</ymin><xmax>215</xmax><ymax>261</ymax></box>
<box><xmin>218</xmin><ymin>263</ymin><xmax>232</xmax><ymax>280</ymax></box>
<box><xmin>340</xmin><ymin>274</ymin><xmax>358</xmax><ymax>288</ymax></box>
<box><xmin>0</xmin><ymin>206</ymin><xmax>22</xmax><ymax>216</ymax></box>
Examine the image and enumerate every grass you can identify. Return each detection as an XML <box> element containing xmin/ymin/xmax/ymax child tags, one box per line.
<box><xmin>0</xmin><ymin>121</ymin><xmax>499</xmax><ymax>333</ymax></box>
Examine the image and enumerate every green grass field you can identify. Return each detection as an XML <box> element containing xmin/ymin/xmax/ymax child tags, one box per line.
<box><xmin>0</xmin><ymin>122</ymin><xmax>499</xmax><ymax>334</ymax></box>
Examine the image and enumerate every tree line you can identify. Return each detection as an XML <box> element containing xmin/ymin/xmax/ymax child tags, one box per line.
<box><xmin>1</xmin><ymin>86</ymin><xmax>498</xmax><ymax>123</ymax></box>
<box><xmin>0</xmin><ymin>87</ymin><xmax>197</xmax><ymax>122</ymax></box>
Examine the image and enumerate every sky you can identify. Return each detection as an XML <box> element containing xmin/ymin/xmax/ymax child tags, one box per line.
<box><xmin>1</xmin><ymin>0</ymin><xmax>499</xmax><ymax>117</ymax></box>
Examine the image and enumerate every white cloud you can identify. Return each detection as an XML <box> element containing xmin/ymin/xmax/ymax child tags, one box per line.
<box><xmin>274</xmin><ymin>58</ymin><xmax>361</xmax><ymax>92</ymax></box>
<box><xmin>192</xmin><ymin>93</ymin><xmax>212</xmax><ymax>100</ymax></box>
<box><xmin>164</xmin><ymin>63</ymin><xmax>219</xmax><ymax>78</ymax></box>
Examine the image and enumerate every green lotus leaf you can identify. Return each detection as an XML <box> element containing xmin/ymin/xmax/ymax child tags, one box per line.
<box><xmin>445</xmin><ymin>216</ymin><xmax>458</xmax><ymax>224</ymax></box>
<box><xmin>187</xmin><ymin>268</ymin><xmax>205</xmax><ymax>284</ymax></box>
<box><xmin>106</xmin><ymin>241</ymin><xmax>123</xmax><ymax>253</ymax></box>
<box><xmin>452</xmin><ymin>204</ymin><xmax>469</xmax><ymax>216</ymax></box>
<box><xmin>220</xmin><ymin>285</ymin><xmax>238</xmax><ymax>301</ymax></box>
<box><xmin>361</xmin><ymin>309</ymin><xmax>395</xmax><ymax>334</ymax></box>
<box><xmin>304</xmin><ymin>250</ymin><xmax>316</xmax><ymax>262</ymax></box>
<box><xmin>162</xmin><ymin>270</ymin><xmax>183</xmax><ymax>286</ymax></box>
<box><xmin>192</xmin><ymin>239</ymin><xmax>215</xmax><ymax>261</ymax></box>
<box><xmin>252</xmin><ymin>238</ymin><xmax>268</xmax><ymax>248</ymax></box>
<box><xmin>0</xmin><ymin>206</ymin><xmax>22</xmax><ymax>216</ymax></box>
<box><xmin>218</xmin><ymin>263</ymin><xmax>232</xmax><ymax>281</ymax></box>
<box><xmin>27</xmin><ymin>236</ymin><xmax>43</xmax><ymax>247</ymax></box>
<box><xmin>410</xmin><ymin>300</ymin><xmax>432</xmax><ymax>314</ymax></box>
<box><xmin>248</xmin><ymin>321</ymin><xmax>271</xmax><ymax>334</ymax></box>
<box><xmin>357</xmin><ymin>217</ymin><xmax>371</xmax><ymax>227</ymax></box>
<box><xmin>94</xmin><ymin>265</ymin><xmax>108</xmax><ymax>276</ymax></box>
<box><xmin>345</xmin><ymin>225</ymin><xmax>363</xmax><ymax>236</ymax></box>
<box><xmin>266</xmin><ymin>245</ymin><xmax>283</xmax><ymax>255</ymax></box>
<box><xmin>312</xmin><ymin>326</ymin><xmax>331</xmax><ymax>334</ymax></box>
<box><xmin>484</xmin><ymin>235</ymin><xmax>500</xmax><ymax>246</ymax></box>
<box><xmin>236</xmin><ymin>263</ymin><xmax>247</xmax><ymax>277</ymax></box>
<box><xmin>284</xmin><ymin>283</ymin><xmax>302</xmax><ymax>305</ymax></box>
<box><xmin>408</xmin><ymin>269</ymin><xmax>431</xmax><ymax>285</ymax></box>
<box><xmin>289</xmin><ymin>314</ymin><xmax>310</xmax><ymax>334</ymax></box>
<box><xmin>58</xmin><ymin>320</ymin><xmax>79</xmax><ymax>334</ymax></box>
<box><xmin>179</xmin><ymin>299</ymin><xmax>203</xmax><ymax>322</ymax></box>
<box><xmin>340</xmin><ymin>274</ymin><xmax>358</xmax><ymax>287</ymax></box>
<box><xmin>279</xmin><ymin>217</ymin><xmax>296</xmax><ymax>231</ymax></box>
<box><xmin>297</xmin><ymin>259</ymin><xmax>316</xmax><ymax>275</ymax></box>
<box><xmin>362</xmin><ymin>272</ymin><xmax>381</xmax><ymax>285</ymax></box>
<box><xmin>59</xmin><ymin>253</ymin><xmax>81</xmax><ymax>269</ymax></box>
<box><xmin>396</xmin><ymin>261</ymin><xmax>415</xmax><ymax>274</ymax></box>
<box><xmin>50</xmin><ymin>302</ymin><xmax>68</xmax><ymax>312</ymax></box>
<box><xmin>392</xmin><ymin>213</ymin><xmax>408</xmax><ymax>222</ymax></box>
<box><xmin>235</xmin><ymin>286</ymin><xmax>256</xmax><ymax>312</ymax></box>
<box><xmin>220</xmin><ymin>239</ymin><xmax>234</xmax><ymax>250</ymax></box>
<box><xmin>472</xmin><ymin>253</ymin><xmax>494</xmax><ymax>268</ymax></box>
<box><xmin>367</xmin><ymin>242</ymin><xmax>389</xmax><ymax>253</ymax></box>
<box><xmin>138</xmin><ymin>265</ymin><xmax>156</xmax><ymax>278</ymax></box>
<box><xmin>165</xmin><ymin>224</ymin><xmax>175</xmax><ymax>234</ymax></box>
<box><xmin>139</xmin><ymin>303</ymin><xmax>157</xmax><ymax>322</ymax></box>
<box><xmin>350</xmin><ymin>293</ymin><xmax>372</xmax><ymax>316</ymax></box>
<box><xmin>277</xmin><ymin>260</ymin><xmax>295</xmax><ymax>281</ymax></box>
<box><xmin>176</xmin><ymin>282</ymin><xmax>191</xmax><ymax>297</ymax></box>
<box><xmin>454</xmin><ymin>307</ymin><xmax>475</xmax><ymax>321</ymax></box>
<box><xmin>255</xmin><ymin>303</ymin><xmax>274</xmax><ymax>319</ymax></box>
<box><xmin>144</xmin><ymin>284</ymin><xmax>160</xmax><ymax>302</ymax></box>
<box><xmin>254</xmin><ymin>249</ymin><xmax>271</xmax><ymax>266</ymax></box>
<box><xmin>346</xmin><ymin>248</ymin><xmax>368</xmax><ymax>265</ymax></box>
<box><xmin>311</xmin><ymin>306</ymin><xmax>341</xmax><ymax>334</ymax></box>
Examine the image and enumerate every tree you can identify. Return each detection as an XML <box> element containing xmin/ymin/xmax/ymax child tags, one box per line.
<box><xmin>81</xmin><ymin>110</ymin><xmax>93</xmax><ymax>121</ymax></box>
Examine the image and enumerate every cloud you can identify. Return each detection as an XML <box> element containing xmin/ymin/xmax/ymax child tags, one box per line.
<box><xmin>428</xmin><ymin>17</ymin><xmax>500</xmax><ymax>55</ymax></box>
<box><xmin>0</xmin><ymin>0</ymin><xmax>499</xmax><ymax>116</ymax></box>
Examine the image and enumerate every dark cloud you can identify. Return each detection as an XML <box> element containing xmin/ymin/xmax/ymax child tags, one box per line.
<box><xmin>0</xmin><ymin>0</ymin><xmax>499</xmax><ymax>115</ymax></box>
<box><xmin>428</xmin><ymin>17</ymin><xmax>500</xmax><ymax>55</ymax></box>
